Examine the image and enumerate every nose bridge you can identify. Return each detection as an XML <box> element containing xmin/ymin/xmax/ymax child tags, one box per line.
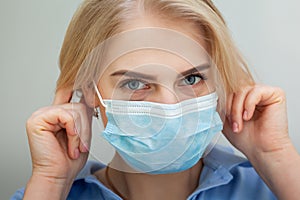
<box><xmin>154</xmin><ymin>85</ymin><xmax>179</xmax><ymax>104</ymax></box>
<box><xmin>147</xmin><ymin>66</ymin><xmax>179</xmax><ymax>104</ymax></box>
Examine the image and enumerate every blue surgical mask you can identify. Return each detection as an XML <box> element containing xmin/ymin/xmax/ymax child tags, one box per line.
<box><xmin>93</xmin><ymin>82</ymin><xmax>223</xmax><ymax>174</ymax></box>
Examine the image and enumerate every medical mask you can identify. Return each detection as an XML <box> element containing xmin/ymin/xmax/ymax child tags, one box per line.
<box><xmin>93</xmin><ymin>82</ymin><xmax>223</xmax><ymax>174</ymax></box>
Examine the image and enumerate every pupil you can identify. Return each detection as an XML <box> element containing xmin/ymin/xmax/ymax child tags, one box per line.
<box><xmin>185</xmin><ymin>76</ymin><xmax>195</xmax><ymax>85</ymax></box>
<box><xmin>129</xmin><ymin>81</ymin><xmax>139</xmax><ymax>89</ymax></box>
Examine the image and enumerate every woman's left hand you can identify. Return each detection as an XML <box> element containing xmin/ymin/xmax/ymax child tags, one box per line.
<box><xmin>223</xmin><ymin>84</ymin><xmax>290</xmax><ymax>157</ymax></box>
<box><xmin>223</xmin><ymin>84</ymin><xmax>300</xmax><ymax>199</ymax></box>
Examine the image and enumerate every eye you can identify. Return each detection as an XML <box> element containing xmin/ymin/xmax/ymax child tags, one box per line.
<box><xmin>123</xmin><ymin>80</ymin><xmax>149</xmax><ymax>90</ymax></box>
<box><xmin>179</xmin><ymin>74</ymin><xmax>205</xmax><ymax>86</ymax></box>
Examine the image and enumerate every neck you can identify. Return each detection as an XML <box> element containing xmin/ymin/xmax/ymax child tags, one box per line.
<box><xmin>107</xmin><ymin>154</ymin><xmax>203</xmax><ymax>200</ymax></box>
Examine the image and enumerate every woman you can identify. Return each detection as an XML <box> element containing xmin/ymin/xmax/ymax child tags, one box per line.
<box><xmin>12</xmin><ymin>0</ymin><xmax>300</xmax><ymax>199</ymax></box>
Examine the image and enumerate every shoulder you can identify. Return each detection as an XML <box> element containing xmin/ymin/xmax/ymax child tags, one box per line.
<box><xmin>189</xmin><ymin>145</ymin><xmax>277</xmax><ymax>200</ymax></box>
<box><xmin>10</xmin><ymin>188</ymin><xmax>25</xmax><ymax>200</ymax></box>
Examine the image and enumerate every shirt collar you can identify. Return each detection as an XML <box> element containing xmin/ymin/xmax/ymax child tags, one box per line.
<box><xmin>75</xmin><ymin>145</ymin><xmax>248</xmax><ymax>199</ymax></box>
<box><xmin>188</xmin><ymin>146</ymin><xmax>248</xmax><ymax>199</ymax></box>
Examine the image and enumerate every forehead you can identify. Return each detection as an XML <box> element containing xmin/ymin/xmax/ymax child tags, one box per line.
<box><xmin>108</xmin><ymin>49</ymin><xmax>209</xmax><ymax>75</ymax></box>
<box><xmin>93</xmin><ymin>15</ymin><xmax>210</xmax><ymax>79</ymax></box>
<box><xmin>120</xmin><ymin>14</ymin><xmax>207</xmax><ymax>49</ymax></box>
<box><xmin>98</xmin><ymin>29</ymin><xmax>209</xmax><ymax>76</ymax></box>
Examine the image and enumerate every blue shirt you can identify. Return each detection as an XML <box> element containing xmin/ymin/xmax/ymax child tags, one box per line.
<box><xmin>11</xmin><ymin>146</ymin><xmax>276</xmax><ymax>199</ymax></box>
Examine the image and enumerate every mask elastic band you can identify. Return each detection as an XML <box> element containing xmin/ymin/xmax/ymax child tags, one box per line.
<box><xmin>93</xmin><ymin>81</ymin><xmax>107</xmax><ymax>108</ymax></box>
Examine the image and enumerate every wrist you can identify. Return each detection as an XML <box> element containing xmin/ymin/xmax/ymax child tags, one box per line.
<box><xmin>248</xmin><ymin>141</ymin><xmax>300</xmax><ymax>199</ymax></box>
<box><xmin>24</xmin><ymin>173</ymin><xmax>73</xmax><ymax>200</ymax></box>
<box><xmin>248</xmin><ymin>138</ymin><xmax>296</xmax><ymax>166</ymax></box>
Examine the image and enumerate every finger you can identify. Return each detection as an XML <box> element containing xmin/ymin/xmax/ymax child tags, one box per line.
<box><xmin>39</xmin><ymin>107</ymin><xmax>80</xmax><ymax>159</ymax></box>
<box><xmin>53</xmin><ymin>87</ymin><xmax>73</xmax><ymax>105</ymax></box>
<box><xmin>56</xmin><ymin>129</ymin><xmax>68</xmax><ymax>153</ymax></box>
<box><xmin>243</xmin><ymin>86</ymin><xmax>262</xmax><ymax>121</ymax></box>
<box><xmin>74</xmin><ymin>103</ymin><xmax>91</xmax><ymax>153</ymax></box>
<box><xmin>41</xmin><ymin>101</ymin><xmax>92</xmax><ymax>155</ymax></box>
<box><xmin>66</xmin><ymin>110</ymin><xmax>81</xmax><ymax>159</ymax></box>
<box><xmin>230</xmin><ymin>86</ymin><xmax>252</xmax><ymax>133</ymax></box>
<box><xmin>226</xmin><ymin>92</ymin><xmax>234</xmax><ymax>124</ymax></box>
<box><xmin>243</xmin><ymin>86</ymin><xmax>285</xmax><ymax>121</ymax></box>
<box><xmin>58</xmin><ymin>102</ymin><xmax>92</xmax><ymax>153</ymax></box>
<box><xmin>28</xmin><ymin>107</ymin><xmax>75</xmax><ymax>136</ymax></box>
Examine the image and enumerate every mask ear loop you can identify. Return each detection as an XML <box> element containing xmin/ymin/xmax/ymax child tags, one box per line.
<box><xmin>93</xmin><ymin>81</ymin><xmax>107</xmax><ymax>108</ymax></box>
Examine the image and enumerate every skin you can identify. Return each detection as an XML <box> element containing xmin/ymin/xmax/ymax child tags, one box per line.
<box><xmin>23</xmin><ymin>15</ymin><xmax>300</xmax><ymax>200</ymax></box>
<box><xmin>93</xmin><ymin>48</ymin><xmax>212</xmax><ymax>199</ymax></box>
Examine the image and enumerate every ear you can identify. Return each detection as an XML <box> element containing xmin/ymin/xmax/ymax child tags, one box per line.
<box><xmin>81</xmin><ymin>83</ymin><xmax>100</xmax><ymax>108</ymax></box>
<box><xmin>82</xmin><ymin>82</ymin><xmax>108</xmax><ymax>126</ymax></box>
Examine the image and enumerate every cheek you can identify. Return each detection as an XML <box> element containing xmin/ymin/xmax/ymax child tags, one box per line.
<box><xmin>194</xmin><ymin>84</ymin><xmax>211</xmax><ymax>96</ymax></box>
<box><xmin>177</xmin><ymin>83</ymin><xmax>211</xmax><ymax>99</ymax></box>
<box><xmin>98</xmin><ymin>78</ymin><xmax>115</xmax><ymax>99</ymax></box>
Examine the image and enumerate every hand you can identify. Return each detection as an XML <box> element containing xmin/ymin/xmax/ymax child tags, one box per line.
<box><xmin>24</xmin><ymin>88</ymin><xmax>93</xmax><ymax>199</ymax></box>
<box><xmin>223</xmin><ymin>84</ymin><xmax>300</xmax><ymax>199</ymax></box>
<box><xmin>223</xmin><ymin>84</ymin><xmax>290</xmax><ymax>158</ymax></box>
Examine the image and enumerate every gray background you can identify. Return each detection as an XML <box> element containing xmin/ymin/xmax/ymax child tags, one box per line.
<box><xmin>1</xmin><ymin>0</ymin><xmax>299</xmax><ymax>199</ymax></box>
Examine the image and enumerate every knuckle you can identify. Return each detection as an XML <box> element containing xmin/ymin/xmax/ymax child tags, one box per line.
<box><xmin>56</xmin><ymin>107</ymin><xmax>72</xmax><ymax>119</ymax></box>
<box><xmin>30</xmin><ymin>106</ymin><xmax>49</xmax><ymax>117</ymax></box>
<box><xmin>26</xmin><ymin>107</ymin><xmax>50</xmax><ymax>132</ymax></box>
<box><xmin>275</xmin><ymin>87</ymin><xmax>286</xmax><ymax>102</ymax></box>
<box><xmin>244</xmin><ymin>99</ymin><xmax>252</xmax><ymax>108</ymax></box>
<box><xmin>237</xmin><ymin>85</ymin><xmax>253</xmax><ymax>94</ymax></box>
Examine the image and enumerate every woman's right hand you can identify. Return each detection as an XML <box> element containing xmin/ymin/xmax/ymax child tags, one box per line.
<box><xmin>24</xmin><ymin>89</ymin><xmax>92</xmax><ymax>199</ymax></box>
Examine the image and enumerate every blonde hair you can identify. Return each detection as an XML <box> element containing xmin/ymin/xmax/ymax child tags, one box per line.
<box><xmin>57</xmin><ymin>0</ymin><xmax>254</xmax><ymax>95</ymax></box>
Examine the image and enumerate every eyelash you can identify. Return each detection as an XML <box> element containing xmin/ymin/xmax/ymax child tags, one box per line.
<box><xmin>181</xmin><ymin>73</ymin><xmax>207</xmax><ymax>84</ymax></box>
<box><xmin>191</xmin><ymin>73</ymin><xmax>207</xmax><ymax>80</ymax></box>
<box><xmin>119</xmin><ymin>78</ymin><xmax>148</xmax><ymax>90</ymax></box>
<box><xmin>118</xmin><ymin>73</ymin><xmax>208</xmax><ymax>89</ymax></box>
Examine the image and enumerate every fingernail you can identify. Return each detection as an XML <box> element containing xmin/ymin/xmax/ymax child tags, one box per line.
<box><xmin>74</xmin><ymin>148</ymin><xmax>80</xmax><ymax>159</ymax></box>
<box><xmin>233</xmin><ymin>122</ymin><xmax>239</xmax><ymax>133</ymax></box>
<box><xmin>243</xmin><ymin>110</ymin><xmax>248</xmax><ymax>120</ymax></box>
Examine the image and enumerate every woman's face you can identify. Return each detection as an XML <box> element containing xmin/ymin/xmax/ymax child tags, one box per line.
<box><xmin>96</xmin><ymin>15</ymin><xmax>215</xmax><ymax>107</ymax></box>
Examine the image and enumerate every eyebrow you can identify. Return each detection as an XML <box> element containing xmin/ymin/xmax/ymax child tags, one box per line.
<box><xmin>110</xmin><ymin>70</ymin><xmax>157</xmax><ymax>81</ymax></box>
<box><xmin>110</xmin><ymin>63</ymin><xmax>210</xmax><ymax>80</ymax></box>
<box><xmin>179</xmin><ymin>64</ymin><xmax>210</xmax><ymax>77</ymax></box>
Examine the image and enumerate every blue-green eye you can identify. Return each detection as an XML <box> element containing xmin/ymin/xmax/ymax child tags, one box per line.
<box><xmin>180</xmin><ymin>74</ymin><xmax>204</xmax><ymax>86</ymax></box>
<box><xmin>124</xmin><ymin>80</ymin><xmax>147</xmax><ymax>90</ymax></box>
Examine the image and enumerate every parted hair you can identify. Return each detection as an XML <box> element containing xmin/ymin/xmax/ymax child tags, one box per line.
<box><xmin>57</xmin><ymin>0</ymin><xmax>254</xmax><ymax>97</ymax></box>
